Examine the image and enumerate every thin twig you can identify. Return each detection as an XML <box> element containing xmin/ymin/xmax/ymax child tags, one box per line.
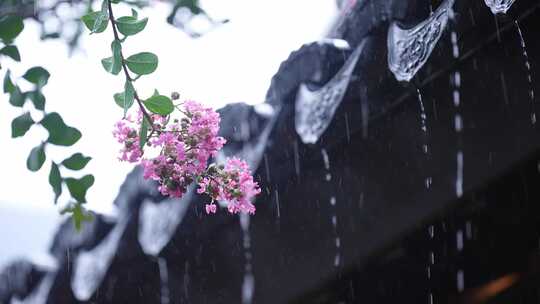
<box><xmin>106</xmin><ymin>0</ymin><xmax>155</xmax><ymax>128</ymax></box>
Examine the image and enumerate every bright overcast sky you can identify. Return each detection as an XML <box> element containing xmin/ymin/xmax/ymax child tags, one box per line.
<box><xmin>0</xmin><ymin>1</ymin><xmax>337</xmax><ymax>215</ymax></box>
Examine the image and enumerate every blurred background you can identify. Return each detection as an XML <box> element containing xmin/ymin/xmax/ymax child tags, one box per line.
<box><xmin>0</xmin><ymin>0</ymin><xmax>339</xmax><ymax>269</ymax></box>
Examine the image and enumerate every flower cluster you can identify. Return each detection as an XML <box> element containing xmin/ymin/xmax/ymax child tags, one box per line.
<box><xmin>113</xmin><ymin>99</ymin><xmax>261</xmax><ymax>215</ymax></box>
<box><xmin>112</xmin><ymin>114</ymin><xmax>142</xmax><ymax>163</ymax></box>
<box><xmin>197</xmin><ymin>157</ymin><xmax>261</xmax><ymax>215</ymax></box>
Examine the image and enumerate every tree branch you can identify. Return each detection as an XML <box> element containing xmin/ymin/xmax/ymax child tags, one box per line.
<box><xmin>106</xmin><ymin>0</ymin><xmax>155</xmax><ymax>128</ymax></box>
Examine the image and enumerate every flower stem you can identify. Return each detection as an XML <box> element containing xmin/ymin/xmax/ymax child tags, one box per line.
<box><xmin>106</xmin><ymin>0</ymin><xmax>155</xmax><ymax>129</ymax></box>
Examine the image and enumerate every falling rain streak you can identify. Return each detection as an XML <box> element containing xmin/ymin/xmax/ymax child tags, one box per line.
<box><xmin>344</xmin><ymin>113</ymin><xmax>351</xmax><ymax>143</ymax></box>
<box><xmin>515</xmin><ymin>20</ymin><xmax>536</xmax><ymax>124</ymax></box>
<box><xmin>275</xmin><ymin>189</ymin><xmax>280</xmax><ymax>218</ymax></box>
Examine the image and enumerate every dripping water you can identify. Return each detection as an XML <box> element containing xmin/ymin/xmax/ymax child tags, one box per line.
<box><xmin>240</xmin><ymin>214</ymin><xmax>254</xmax><ymax>304</ymax></box>
<box><xmin>456</xmin><ymin>230</ymin><xmax>464</xmax><ymax>251</ymax></box>
<box><xmin>465</xmin><ymin>221</ymin><xmax>473</xmax><ymax>239</ymax></box>
<box><xmin>321</xmin><ymin>149</ymin><xmax>340</xmax><ymax>268</ymax></box>
<box><xmin>234</xmin><ymin>107</ymin><xmax>280</xmax><ymax>303</ymax></box>
<box><xmin>456</xmin><ymin>151</ymin><xmax>464</xmax><ymax>197</ymax></box>
<box><xmin>417</xmin><ymin>88</ymin><xmax>432</xmax><ymax>189</ymax></box>
<box><xmin>158</xmin><ymin>257</ymin><xmax>170</xmax><ymax>304</ymax></box>
<box><xmin>417</xmin><ymin>89</ymin><xmax>428</xmax><ymax>135</ymax></box>
<box><xmin>515</xmin><ymin>20</ymin><xmax>536</xmax><ymax>124</ymax></box>
<box><xmin>331</xmin><ymin>196</ymin><xmax>340</xmax><ymax>268</ymax></box>
<box><xmin>450</xmin><ymin>23</ymin><xmax>464</xmax><ymax>198</ymax></box>
<box><xmin>344</xmin><ymin>113</ymin><xmax>351</xmax><ymax>143</ymax></box>
<box><xmin>293</xmin><ymin>140</ymin><xmax>301</xmax><ymax>179</ymax></box>
<box><xmin>427</xmin><ymin>225</ymin><xmax>435</xmax><ymax>303</ymax></box>
<box><xmin>457</xmin><ymin>269</ymin><xmax>465</xmax><ymax>292</ymax></box>
<box><xmin>274</xmin><ymin>189</ymin><xmax>280</xmax><ymax>218</ymax></box>
<box><xmin>321</xmin><ymin>148</ymin><xmax>330</xmax><ymax>170</ymax></box>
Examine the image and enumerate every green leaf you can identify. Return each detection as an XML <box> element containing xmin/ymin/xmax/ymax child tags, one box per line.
<box><xmin>0</xmin><ymin>45</ymin><xmax>20</xmax><ymax>61</ymax></box>
<box><xmin>93</xmin><ymin>12</ymin><xmax>108</xmax><ymax>33</ymax></box>
<box><xmin>131</xmin><ymin>8</ymin><xmax>138</xmax><ymax>18</ymax></box>
<box><xmin>3</xmin><ymin>70</ymin><xmax>15</xmax><ymax>93</ymax></box>
<box><xmin>144</xmin><ymin>95</ymin><xmax>173</xmax><ymax>115</ymax></box>
<box><xmin>116</xmin><ymin>16</ymin><xmax>148</xmax><ymax>36</ymax></box>
<box><xmin>0</xmin><ymin>15</ymin><xmax>24</xmax><ymax>42</ymax></box>
<box><xmin>101</xmin><ymin>41</ymin><xmax>122</xmax><ymax>75</ymax></box>
<box><xmin>139</xmin><ymin>115</ymin><xmax>149</xmax><ymax>150</ymax></box>
<box><xmin>71</xmin><ymin>203</ymin><xmax>93</xmax><ymax>231</ymax></box>
<box><xmin>125</xmin><ymin>52</ymin><xmax>158</xmax><ymax>75</ymax></box>
<box><xmin>62</xmin><ymin>153</ymin><xmax>91</xmax><ymax>170</ymax></box>
<box><xmin>8</xmin><ymin>86</ymin><xmax>25</xmax><ymax>107</ymax></box>
<box><xmin>11</xmin><ymin>112</ymin><xmax>34</xmax><ymax>138</ymax></box>
<box><xmin>40</xmin><ymin>113</ymin><xmax>82</xmax><ymax>146</ymax></box>
<box><xmin>123</xmin><ymin>80</ymin><xmax>135</xmax><ymax>116</ymax></box>
<box><xmin>81</xmin><ymin>12</ymin><xmax>98</xmax><ymax>30</ymax></box>
<box><xmin>27</xmin><ymin>143</ymin><xmax>46</xmax><ymax>172</ymax></box>
<box><xmin>81</xmin><ymin>11</ymin><xmax>109</xmax><ymax>33</ymax></box>
<box><xmin>113</xmin><ymin>83</ymin><xmax>136</xmax><ymax>113</ymax></box>
<box><xmin>28</xmin><ymin>90</ymin><xmax>45</xmax><ymax>110</ymax></box>
<box><xmin>112</xmin><ymin>40</ymin><xmax>122</xmax><ymax>74</ymax></box>
<box><xmin>101</xmin><ymin>57</ymin><xmax>113</xmax><ymax>73</ymax></box>
<box><xmin>49</xmin><ymin>162</ymin><xmax>62</xmax><ymax>204</ymax></box>
<box><xmin>114</xmin><ymin>92</ymin><xmax>125</xmax><ymax>108</ymax></box>
<box><xmin>100</xmin><ymin>0</ymin><xmax>109</xmax><ymax>14</ymax></box>
<box><xmin>65</xmin><ymin>175</ymin><xmax>95</xmax><ymax>203</ymax></box>
<box><xmin>23</xmin><ymin>67</ymin><xmax>50</xmax><ymax>86</ymax></box>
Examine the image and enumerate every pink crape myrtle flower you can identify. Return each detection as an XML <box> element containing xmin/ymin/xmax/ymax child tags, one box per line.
<box><xmin>112</xmin><ymin>115</ymin><xmax>142</xmax><ymax>163</ymax></box>
<box><xmin>221</xmin><ymin>157</ymin><xmax>260</xmax><ymax>214</ymax></box>
<box><xmin>197</xmin><ymin>157</ymin><xmax>260</xmax><ymax>215</ymax></box>
<box><xmin>115</xmin><ymin>99</ymin><xmax>260</xmax><ymax>215</ymax></box>
<box><xmin>205</xmin><ymin>203</ymin><xmax>217</xmax><ymax>214</ymax></box>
